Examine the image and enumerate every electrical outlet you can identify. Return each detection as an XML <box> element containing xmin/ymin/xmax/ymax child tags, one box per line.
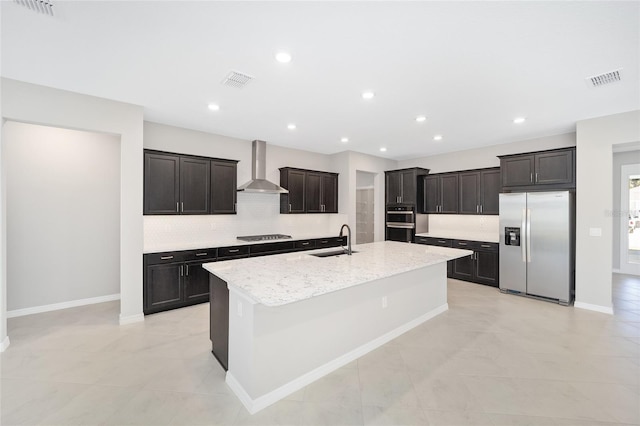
<box><xmin>237</xmin><ymin>301</ymin><xmax>243</xmax><ymax>317</ymax></box>
<box><xmin>382</xmin><ymin>296</ymin><xmax>388</xmax><ymax>309</ymax></box>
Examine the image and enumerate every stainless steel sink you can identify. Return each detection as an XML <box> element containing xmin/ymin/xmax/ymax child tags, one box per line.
<box><xmin>310</xmin><ymin>249</ymin><xmax>358</xmax><ymax>258</ymax></box>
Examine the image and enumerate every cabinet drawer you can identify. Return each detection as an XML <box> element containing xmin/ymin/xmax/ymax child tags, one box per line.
<box><xmin>145</xmin><ymin>251</ymin><xmax>188</xmax><ymax>265</ymax></box>
<box><xmin>452</xmin><ymin>240</ymin><xmax>480</xmax><ymax>250</ymax></box>
<box><xmin>316</xmin><ymin>237</ymin><xmax>346</xmax><ymax>248</ymax></box>
<box><xmin>249</xmin><ymin>241</ymin><xmax>296</xmax><ymax>257</ymax></box>
<box><xmin>415</xmin><ymin>236</ymin><xmax>453</xmax><ymax>247</ymax></box>
<box><xmin>295</xmin><ymin>240</ymin><xmax>316</xmax><ymax>250</ymax></box>
<box><xmin>476</xmin><ymin>242</ymin><xmax>498</xmax><ymax>252</ymax></box>
<box><xmin>217</xmin><ymin>245</ymin><xmax>250</xmax><ymax>260</ymax></box>
<box><xmin>184</xmin><ymin>249</ymin><xmax>217</xmax><ymax>262</ymax></box>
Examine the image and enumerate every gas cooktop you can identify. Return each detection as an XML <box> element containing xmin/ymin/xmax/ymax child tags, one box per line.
<box><xmin>236</xmin><ymin>234</ymin><xmax>293</xmax><ymax>242</ymax></box>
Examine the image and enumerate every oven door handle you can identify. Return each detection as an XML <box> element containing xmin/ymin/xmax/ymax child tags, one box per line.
<box><xmin>386</xmin><ymin>223</ymin><xmax>415</xmax><ymax>229</ymax></box>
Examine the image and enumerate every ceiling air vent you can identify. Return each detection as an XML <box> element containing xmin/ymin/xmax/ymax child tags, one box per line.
<box><xmin>221</xmin><ymin>71</ymin><xmax>254</xmax><ymax>89</ymax></box>
<box><xmin>586</xmin><ymin>69</ymin><xmax>622</xmax><ymax>88</ymax></box>
<box><xmin>13</xmin><ymin>0</ymin><xmax>54</xmax><ymax>16</ymax></box>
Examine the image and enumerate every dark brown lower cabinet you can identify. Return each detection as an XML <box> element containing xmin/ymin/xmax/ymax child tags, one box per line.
<box><xmin>210</xmin><ymin>274</ymin><xmax>229</xmax><ymax>370</ymax></box>
<box><xmin>415</xmin><ymin>237</ymin><xmax>498</xmax><ymax>287</ymax></box>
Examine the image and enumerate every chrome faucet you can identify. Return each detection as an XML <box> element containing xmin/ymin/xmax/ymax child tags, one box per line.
<box><xmin>339</xmin><ymin>224</ymin><xmax>352</xmax><ymax>255</ymax></box>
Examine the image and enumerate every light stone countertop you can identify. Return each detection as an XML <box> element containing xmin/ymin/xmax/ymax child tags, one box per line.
<box><xmin>415</xmin><ymin>231</ymin><xmax>500</xmax><ymax>244</ymax></box>
<box><xmin>203</xmin><ymin>241</ymin><xmax>472</xmax><ymax>307</ymax></box>
<box><xmin>143</xmin><ymin>233</ymin><xmax>343</xmax><ymax>254</ymax></box>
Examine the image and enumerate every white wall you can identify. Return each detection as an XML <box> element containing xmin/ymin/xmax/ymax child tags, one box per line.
<box><xmin>332</xmin><ymin>151</ymin><xmax>399</xmax><ymax>242</ymax></box>
<box><xmin>576</xmin><ymin>110</ymin><xmax>640</xmax><ymax>313</ymax></box>
<box><xmin>612</xmin><ymin>150</ymin><xmax>640</xmax><ymax>270</ymax></box>
<box><xmin>398</xmin><ymin>133</ymin><xmax>576</xmax><ymax>172</ymax></box>
<box><xmin>143</xmin><ymin>122</ymin><xmax>346</xmax><ymax>251</ymax></box>
<box><xmin>4</xmin><ymin>122</ymin><xmax>120</xmax><ymax>312</ymax></box>
<box><xmin>1</xmin><ymin>78</ymin><xmax>144</xmax><ymax>328</ymax></box>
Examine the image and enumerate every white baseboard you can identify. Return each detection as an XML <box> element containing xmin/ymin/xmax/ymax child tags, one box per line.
<box><xmin>612</xmin><ymin>268</ymin><xmax>621</xmax><ymax>274</ymax></box>
<box><xmin>226</xmin><ymin>303</ymin><xmax>449</xmax><ymax>415</ymax></box>
<box><xmin>0</xmin><ymin>336</ymin><xmax>10</xmax><ymax>352</ymax></box>
<box><xmin>7</xmin><ymin>294</ymin><xmax>120</xmax><ymax>318</ymax></box>
<box><xmin>119</xmin><ymin>313</ymin><xmax>144</xmax><ymax>325</ymax></box>
<box><xmin>574</xmin><ymin>301</ymin><xmax>614</xmax><ymax>315</ymax></box>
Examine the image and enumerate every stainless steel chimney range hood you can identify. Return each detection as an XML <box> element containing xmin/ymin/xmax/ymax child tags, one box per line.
<box><xmin>237</xmin><ymin>140</ymin><xmax>288</xmax><ymax>194</ymax></box>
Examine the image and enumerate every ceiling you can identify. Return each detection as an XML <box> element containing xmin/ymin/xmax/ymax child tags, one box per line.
<box><xmin>2</xmin><ymin>1</ymin><xmax>639</xmax><ymax>160</ymax></box>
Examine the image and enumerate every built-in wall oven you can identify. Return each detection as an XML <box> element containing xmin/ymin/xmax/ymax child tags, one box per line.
<box><xmin>386</xmin><ymin>206</ymin><xmax>425</xmax><ymax>242</ymax></box>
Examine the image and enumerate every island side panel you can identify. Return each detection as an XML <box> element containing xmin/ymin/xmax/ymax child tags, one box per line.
<box><xmin>209</xmin><ymin>274</ymin><xmax>230</xmax><ymax>370</ymax></box>
<box><xmin>228</xmin><ymin>262</ymin><xmax>447</xmax><ymax>406</ymax></box>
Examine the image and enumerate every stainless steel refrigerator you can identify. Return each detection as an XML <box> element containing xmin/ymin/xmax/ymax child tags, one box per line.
<box><xmin>499</xmin><ymin>191</ymin><xmax>575</xmax><ymax>305</ymax></box>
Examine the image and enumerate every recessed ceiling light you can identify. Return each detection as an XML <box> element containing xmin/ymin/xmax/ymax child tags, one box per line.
<box><xmin>275</xmin><ymin>51</ymin><xmax>292</xmax><ymax>63</ymax></box>
<box><xmin>379</xmin><ymin>147</ymin><xmax>387</xmax><ymax>152</ymax></box>
<box><xmin>416</xmin><ymin>115</ymin><xmax>427</xmax><ymax>122</ymax></box>
<box><xmin>433</xmin><ymin>135</ymin><xmax>443</xmax><ymax>141</ymax></box>
<box><xmin>341</xmin><ymin>137</ymin><xmax>349</xmax><ymax>143</ymax></box>
<box><xmin>362</xmin><ymin>91</ymin><xmax>375</xmax><ymax>100</ymax></box>
<box><xmin>208</xmin><ymin>103</ymin><xmax>220</xmax><ymax>111</ymax></box>
<box><xmin>287</xmin><ymin>123</ymin><xmax>297</xmax><ymax>130</ymax></box>
<box><xmin>513</xmin><ymin>117</ymin><xmax>526</xmax><ymax>124</ymax></box>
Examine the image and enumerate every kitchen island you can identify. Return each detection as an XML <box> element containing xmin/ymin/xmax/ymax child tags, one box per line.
<box><xmin>203</xmin><ymin>241</ymin><xmax>471</xmax><ymax>414</ymax></box>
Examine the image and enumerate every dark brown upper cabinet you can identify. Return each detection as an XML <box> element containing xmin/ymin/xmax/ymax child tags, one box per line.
<box><xmin>423</xmin><ymin>173</ymin><xmax>458</xmax><ymax>214</ymax></box>
<box><xmin>211</xmin><ymin>160</ymin><xmax>238</xmax><ymax>214</ymax></box>
<box><xmin>385</xmin><ymin>167</ymin><xmax>429</xmax><ymax>206</ymax></box>
<box><xmin>458</xmin><ymin>168</ymin><xmax>500</xmax><ymax>215</ymax></box>
<box><xmin>144</xmin><ymin>150</ymin><xmax>238</xmax><ymax>215</ymax></box>
<box><xmin>280</xmin><ymin>167</ymin><xmax>338</xmax><ymax>214</ymax></box>
<box><xmin>499</xmin><ymin>147</ymin><xmax>575</xmax><ymax>190</ymax></box>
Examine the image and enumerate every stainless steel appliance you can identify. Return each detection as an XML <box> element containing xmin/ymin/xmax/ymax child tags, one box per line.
<box><xmin>385</xmin><ymin>206</ymin><xmax>428</xmax><ymax>242</ymax></box>
<box><xmin>499</xmin><ymin>191</ymin><xmax>575</xmax><ymax>305</ymax></box>
<box><xmin>237</xmin><ymin>140</ymin><xmax>289</xmax><ymax>194</ymax></box>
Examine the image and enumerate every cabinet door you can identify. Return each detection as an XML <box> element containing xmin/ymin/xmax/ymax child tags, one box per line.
<box><xmin>284</xmin><ymin>170</ymin><xmax>306</xmax><ymax>213</ymax></box>
<box><xmin>386</xmin><ymin>172</ymin><xmax>402</xmax><ymax>204</ymax></box>
<box><xmin>210</xmin><ymin>274</ymin><xmax>229</xmax><ymax>370</ymax></box>
<box><xmin>211</xmin><ymin>161</ymin><xmax>237</xmax><ymax>214</ymax></box>
<box><xmin>423</xmin><ymin>175</ymin><xmax>440</xmax><ymax>213</ymax></box>
<box><xmin>479</xmin><ymin>169</ymin><xmax>500</xmax><ymax>215</ymax></box>
<box><xmin>184</xmin><ymin>260</ymin><xmax>214</xmax><ymax>303</ymax></box>
<box><xmin>458</xmin><ymin>172</ymin><xmax>480</xmax><ymax>214</ymax></box>
<box><xmin>145</xmin><ymin>263</ymin><xmax>182</xmax><ymax>313</ymax></box>
<box><xmin>306</xmin><ymin>172</ymin><xmax>323</xmax><ymax>213</ymax></box>
<box><xmin>440</xmin><ymin>174</ymin><xmax>459</xmax><ymax>214</ymax></box>
<box><xmin>400</xmin><ymin>170</ymin><xmax>416</xmax><ymax>204</ymax></box>
<box><xmin>474</xmin><ymin>250</ymin><xmax>499</xmax><ymax>287</ymax></box>
<box><xmin>501</xmin><ymin>155</ymin><xmax>534</xmax><ymax>187</ymax></box>
<box><xmin>180</xmin><ymin>156</ymin><xmax>210</xmax><ymax>214</ymax></box>
<box><xmin>451</xmin><ymin>255</ymin><xmax>474</xmax><ymax>281</ymax></box>
<box><xmin>144</xmin><ymin>152</ymin><xmax>180</xmax><ymax>215</ymax></box>
<box><xmin>535</xmin><ymin>150</ymin><xmax>574</xmax><ymax>186</ymax></box>
<box><xmin>321</xmin><ymin>174</ymin><xmax>338</xmax><ymax>213</ymax></box>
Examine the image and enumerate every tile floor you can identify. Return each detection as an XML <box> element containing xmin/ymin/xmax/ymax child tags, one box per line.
<box><xmin>1</xmin><ymin>275</ymin><xmax>639</xmax><ymax>425</ymax></box>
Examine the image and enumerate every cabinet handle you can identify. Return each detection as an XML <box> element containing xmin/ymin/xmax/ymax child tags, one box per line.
<box><xmin>185</xmin><ymin>265</ymin><xmax>189</xmax><ymax>276</ymax></box>
<box><xmin>535</xmin><ymin>172</ymin><xmax>538</xmax><ymax>183</ymax></box>
<box><xmin>301</xmin><ymin>242</ymin><xmax>309</xmax><ymax>245</ymax></box>
<box><xmin>480</xmin><ymin>205</ymin><xmax>483</xmax><ymax>213</ymax></box>
<box><xmin>476</xmin><ymin>205</ymin><xmax>479</xmax><ymax>213</ymax></box>
<box><xmin>481</xmin><ymin>244</ymin><xmax>491</xmax><ymax>248</ymax></box>
<box><xmin>160</xmin><ymin>255</ymin><xmax>174</xmax><ymax>260</ymax></box>
<box><xmin>289</xmin><ymin>204</ymin><xmax>292</xmax><ymax>213</ymax></box>
<box><xmin>180</xmin><ymin>265</ymin><xmax>184</xmax><ymax>276</ymax></box>
<box><xmin>181</xmin><ymin>202</ymin><xmax>184</xmax><ymax>212</ymax></box>
<box><xmin>437</xmin><ymin>240</ymin><xmax>446</xmax><ymax>243</ymax></box>
<box><xmin>530</xmin><ymin>173</ymin><xmax>533</xmax><ymax>183</ymax></box>
<box><xmin>195</xmin><ymin>252</ymin><xmax>208</xmax><ymax>256</ymax></box>
<box><xmin>320</xmin><ymin>240</ymin><xmax>328</xmax><ymax>243</ymax></box>
<box><xmin>458</xmin><ymin>242</ymin><xmax>467</xmax><ymax>246</ymax></box>
<box><xmin>176</xmin><ymin>202</ymin><xmax>179</xmax><ymax>212</ymax></box>
<box><xmin>228</xmin><ymin>249</ymin><xmax>240</xmax><ymax>253</ymax></box>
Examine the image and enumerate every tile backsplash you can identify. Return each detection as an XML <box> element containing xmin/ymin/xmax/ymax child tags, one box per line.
<box><xmin>144</xmin><ymin>192</ymin><xmax>348</xmax><ymax>251</ymax></box>
<box><xmin>428</xmin><ymin>214</ymin><xmax>500</xmax><ymax>236</ymax></box>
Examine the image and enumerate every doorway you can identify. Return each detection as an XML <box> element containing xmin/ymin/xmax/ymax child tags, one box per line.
<box><xmin>356</xmin><ymin>171</ymin><xmax>375</xmax><ymax>244</ymax></box>
<box><xmin>620</xmin><ymin>163</ymin><xmax>640</xmax><ymax>275</ymax></box>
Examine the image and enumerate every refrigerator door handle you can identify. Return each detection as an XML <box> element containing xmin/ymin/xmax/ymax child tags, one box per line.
<box><xmin>521</xmin><ymin>208</ymin><xmax>527</xmax><ymax>263</ymax></box>
<box><xmin>526</xmin><ymin>208</ymin><xmax>532</xmax><ymax>263</ymax></box>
